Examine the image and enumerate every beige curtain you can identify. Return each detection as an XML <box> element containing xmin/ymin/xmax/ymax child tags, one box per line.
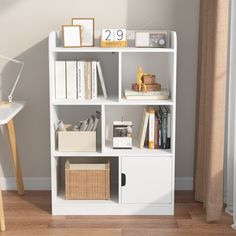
<box><xmin>194</xmin><ymin>0</ymin><xmax>229</xmax><ymax>222</ymax></box>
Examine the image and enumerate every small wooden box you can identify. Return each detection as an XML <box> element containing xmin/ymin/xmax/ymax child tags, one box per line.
<box><xmin>142</xmin><ymin>75</ymin><xmax>156</xmax><ymax>84</ymax></box>
<box><xmin>58</xmin><ymin>131</ymin><xmax>96</xmax><ymax>152</ymax></box>
<box><xmin>65</xmin><ymin>161</ymin><xmax>110</xmax><ymax>200</ymax></box>
<box><xmin>99</xmin><ymin>37</ymin><xmax>128</xmax><ymax>48</ymax></box>
<box><xmin>132</xmin><ymin>83</ymin><xmax>161</xmax><ymax>92</ymax></box>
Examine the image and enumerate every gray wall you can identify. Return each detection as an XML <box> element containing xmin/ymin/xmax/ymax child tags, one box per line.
<box><xmin>0</xmin><ymin>0</ymin><xmax>199</xmax><ymax>178</ymax></box>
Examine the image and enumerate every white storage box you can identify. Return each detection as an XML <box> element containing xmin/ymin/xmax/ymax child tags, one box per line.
<box><xmin>58</xmin><ymin>131</ymin><xmax>96</xmax><ymax>152</ymax></box>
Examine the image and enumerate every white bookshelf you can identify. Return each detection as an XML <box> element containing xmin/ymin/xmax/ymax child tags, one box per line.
<box><xmin>48</xmin><ymin>31</ymin><xmax>177</xmax><ymax>215</ymax></box>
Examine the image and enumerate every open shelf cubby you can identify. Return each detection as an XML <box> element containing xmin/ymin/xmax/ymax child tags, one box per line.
<box><xmin>55</xmin><ymin>156</ymin><xmax>119</xmax><ymax>203</ymax></box>
<box><xmin>49</xmin><ymin>30</ymin><xmax>177</xmax><ymax>215</ymax></box>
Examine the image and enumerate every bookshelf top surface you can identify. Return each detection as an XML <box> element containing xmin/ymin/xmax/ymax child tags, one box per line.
<box><xmin>49</xmin><ymin>30</ymin><xmax>177</xmax><ymax>53</ymax></box>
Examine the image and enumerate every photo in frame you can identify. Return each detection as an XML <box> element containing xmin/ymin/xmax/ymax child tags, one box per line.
<box><xmin>72</xmin><ymin>18</ymin><xmax>94</xmax><ymax>47</ymax></box>
<box><xmin>62</xmin><ymin>25</ymin><xmax>81</xmax><ymax>48</ymax></box>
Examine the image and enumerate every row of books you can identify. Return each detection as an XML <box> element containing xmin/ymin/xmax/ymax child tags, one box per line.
<box><xmin>55</xmin><ymin>60</ymin><xmax>107</xmax><ymax>100</ymax></box>
<box><xmin>138</xmin><ymin>106</ymin><xmax>171</xmax><ymax>149</ymax></box>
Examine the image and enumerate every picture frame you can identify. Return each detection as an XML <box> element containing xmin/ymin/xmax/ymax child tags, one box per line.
<box><xmin>62</xmin><ymin>25</ymin><xmax>82</xmax><ymax>48</ymax></box>
<box><xmin>72</xmin><ymin>18</ymin><xmax>94</xmax><ymax>47</ymax></box>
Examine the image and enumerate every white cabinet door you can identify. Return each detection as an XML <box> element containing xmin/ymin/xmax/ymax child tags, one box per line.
<box><xmin>121</xmin><ymin>156</ymin><xmax>172</xmax><ymax>204</ymax></box>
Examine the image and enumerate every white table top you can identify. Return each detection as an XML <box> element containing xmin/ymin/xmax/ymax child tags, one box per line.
<box><xmin>0</xmin><ymin>101</ymin><xmax>25</xmax><ymax>125</ymax></box>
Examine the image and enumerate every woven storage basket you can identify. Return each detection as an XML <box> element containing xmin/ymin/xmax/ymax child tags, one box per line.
<box><xmin>65</xmin><ymin>161</ymin><xmax>110</xmax><ymax>200</ymax></box>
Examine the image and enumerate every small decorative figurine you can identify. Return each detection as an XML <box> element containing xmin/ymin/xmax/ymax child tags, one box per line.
<box><xmin>131</xmin><ymin>66</ymin><xmax>161</xmax><ymax>93</ymax></box>
<box><xmin>137</xmin><ymin>66</ymin><xmax>147</xmax><ymax>92</ymax></box>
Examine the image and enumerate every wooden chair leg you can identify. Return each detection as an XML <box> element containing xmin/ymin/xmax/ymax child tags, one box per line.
<box><xmin>0</xmin><ymin>191</ymin><xmax>5</xmax><ymax>231</ymax></box>
<box><xmin>7</xmin><ymin>119</ymin><xmax>24</xmax><ymax>195</ymax></box>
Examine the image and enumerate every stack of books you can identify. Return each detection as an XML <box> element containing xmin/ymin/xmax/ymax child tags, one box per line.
<box><xmin>138</xmin><ymin>106</ymin><xmax>171</xmax><ymax>149</ymax></box>
<box><xmin>55</xmin><ymin>61</ymin><xmax>107</xmax><ymax>100</ymax></box>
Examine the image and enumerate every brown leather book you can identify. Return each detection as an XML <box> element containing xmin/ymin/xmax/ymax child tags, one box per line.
<box><xmin>132</xmin><ymin>83</ymin><xmax>161</xmax><ymax>92</ymax></box>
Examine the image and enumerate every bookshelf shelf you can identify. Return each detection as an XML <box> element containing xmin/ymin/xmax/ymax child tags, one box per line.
<box><xmin>56</xmin><ymin>190</ymin><xmax>119</xmax><ymax>205</ymax></box>
<box><xmin>119</xmin><ymin>98</ymin><xmax>174</xmax><ymax>106</ymax></box>
<box><xmin>54</xmin><ymin>150</ymin><xmax>103</xmax><ymax>157</ymax></box>
<box><xmin>52</xmin><ymin>96</ymin><xmax>118</xmax><ymax>105</ymax></box>
<box><xmin>49</xmin><ymin>30</ymin><xmax>177</xmax><ymax>216</ymax></box>
<box><xmin>52</xmin><ymin>98</ymin><xmax>173</xmax><ymax>106</ymax></box>
<box><xmin>104</xmin><ymin>140</ymin><xmax>173</xmax><ymax>157</ymax></box>
<box><xmin>53</xmin><ymin>47</ymin><xmax>175</xmax><ymax>53</ymax></box>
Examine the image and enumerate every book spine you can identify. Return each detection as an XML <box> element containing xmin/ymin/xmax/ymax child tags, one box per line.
<box><xmin>161</xmin><ymin>107</ymin><xmax>168</xmax><ymax>149</ymax></box>
<box><xmin>92</xmin><ymin>61</ymin><xmax>97</xmax><ymax>100</ymax></box>
<box><xmin>138</xmin><ymin>108</ymin><xmax>149</xmax><ymax>148</ymax></box>
<box><xmin>87</xmin><ymin>61</ymin><xmax>92</xmax><ymax>99</ymax></box>
<box><xmin>167</xmin><ymin>109</ymin><xmax>171</xmax><ymax>149</ymax></box>
<box><xmin>77</xmin><ymin>61</ymin><xmax>84</xmax><ymax>100</ymax></box>
<box><xmin>84</xmin><ymin>62</ymin><xmax>88</xmax><ymax>99</ymax></box>
<box><xmin>55</xmin><ymin>61</ymin><xmax>66</xmax><ymax>99</ymax></box>
<box><xmin>154</xmin><ymin>113</ymin><xmax>158</xmax><ymax>149</ymax></box>
<box><xmin>96</xmin><ymin>61</ymin><xmax>108</xmax><ymax>99</ymax></box>
<box><xmin>148</xmin><ymin>110</ymin><xmax>155</xmax><ymax>149</ymax></box>
<box><xmin>158</xmin><ymin>112</ymin><xmax>162</xmax><ymax>148</ymax></box>
<box><xmin>145</xmin><ymin>121</ymin><xmax>149</xmax><ymax>148</ymax></box>
<box><xmin>66</xmin><ymin>61</ymin><xmax>77</xmax><ymax>99</ymax></box>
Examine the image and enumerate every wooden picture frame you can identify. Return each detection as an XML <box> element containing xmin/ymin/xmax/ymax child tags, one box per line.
<box><xmin>62</xmin><ymin>25</ymin><xmax>82</xmax><ymax>48</ymax></box>
<box><xmin>72</xmin><ymin>18</ymin><xmax>94</xmax><ymax>47</ymax></box>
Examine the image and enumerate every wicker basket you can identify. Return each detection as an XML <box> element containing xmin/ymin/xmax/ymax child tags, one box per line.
<box><xmin>65</xmin><ymin>161</ymin><xmax>110</xmax><ymax>200</ymax></box>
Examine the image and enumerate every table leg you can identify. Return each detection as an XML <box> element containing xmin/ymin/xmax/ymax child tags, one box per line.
<box><xmin>0</xmin><ymin>191</ymin><xmax>5</xmax><ymax>231</ymax></box>
<box><xmin>7</xmin><ymin>119</ymin><xmax>24</xmax><ymax>195</ymax></box>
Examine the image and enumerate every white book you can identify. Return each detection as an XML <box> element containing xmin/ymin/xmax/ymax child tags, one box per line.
<box><xmin>85</xmin><ymin>61</ymin><xmax>92</xmax><ymax>99</ymax></box>
<box><xmin>55</xmin><ymin>61</ymin><xmax>66</xmax><ymax>99</ymax></box>
<box><xmin>138</xmin><ymin>107</ymin><xmax>149</xmax><ymax>148</ymax></box>
<box><xmin>125</xmin><ymin>89</ymin><xmax>170</xmax><ymax>100</ymax></box>
<box><xmin>148</xmin><ymin>107</ymin><xmax>155</xmax><ymax>149</ymax></box>
<box><xmin>66</xmin><ymin>61</ymin><xmax>77</xmax><ymax>99</ymax></box>
<box><xmin>77</xmin><ymin>61</ymin><xmax>85</xmax><ymax>100</ymax></box>
<box><xmin>96</xmin><ymin>61</ymin><xmax>107</xmax><ymax>99</ymax></box>
<box><xmin>92</xmin><ymin>61</ymin><xmax>97</xmax><ymax>100</ymax></box>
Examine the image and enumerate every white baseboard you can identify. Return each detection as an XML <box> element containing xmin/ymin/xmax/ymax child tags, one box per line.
<box><xmin>175</xmin><ymin>177</ymin><xmax>193</xmax><ymax>190</ymax></box>
<box><xmin>0</xmin><ymin>177</ymin><xmax>193</xmax><ymax>191</ymax></box>
<box><xmin>225</xmin><ymin>207</ymin><xmax>234</xmax><ymax>216</ymax></box>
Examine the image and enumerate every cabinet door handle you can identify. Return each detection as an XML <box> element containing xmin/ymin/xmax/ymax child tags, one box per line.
<box><xmin>121</xmin><ymin>173</ymin><xmax>126</xmax><ymax>186</ymax></box>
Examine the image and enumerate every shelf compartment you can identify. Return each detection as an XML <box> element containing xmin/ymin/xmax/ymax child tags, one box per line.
<box><xmin>121</xmin><ymin>52</ymin><xmax>175</xmax><ymax>101</ymax></box>
<box><xmin>54</xmin><ymin>52</ymin><xmax>119</xmax><ymax>100</ymax></box>
<box><xmin>52</xmin><ymin>105</ymin><xmax>102</xmax><ymax>153</ymax></box>
<box><xmin>55</xmin><ymin>156</ymin><xmax>119</xmax><ymax>203</ymax></box>
<box><xmin>105</xmin><ymin>105</ymin><xmax>174</xmax><ymax>155</ymax></box>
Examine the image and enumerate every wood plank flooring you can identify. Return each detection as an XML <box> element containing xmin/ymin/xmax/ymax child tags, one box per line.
<box><xmin>0</xmin><ymin>191</ymin><xmax>234</xmax><ymax>235</ymax></box>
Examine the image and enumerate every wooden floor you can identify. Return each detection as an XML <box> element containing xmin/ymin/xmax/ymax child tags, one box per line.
<box><xmin>0</xmin><ymin>191</ymin><xmax>234</xmax><ymax>235</ymax></box>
